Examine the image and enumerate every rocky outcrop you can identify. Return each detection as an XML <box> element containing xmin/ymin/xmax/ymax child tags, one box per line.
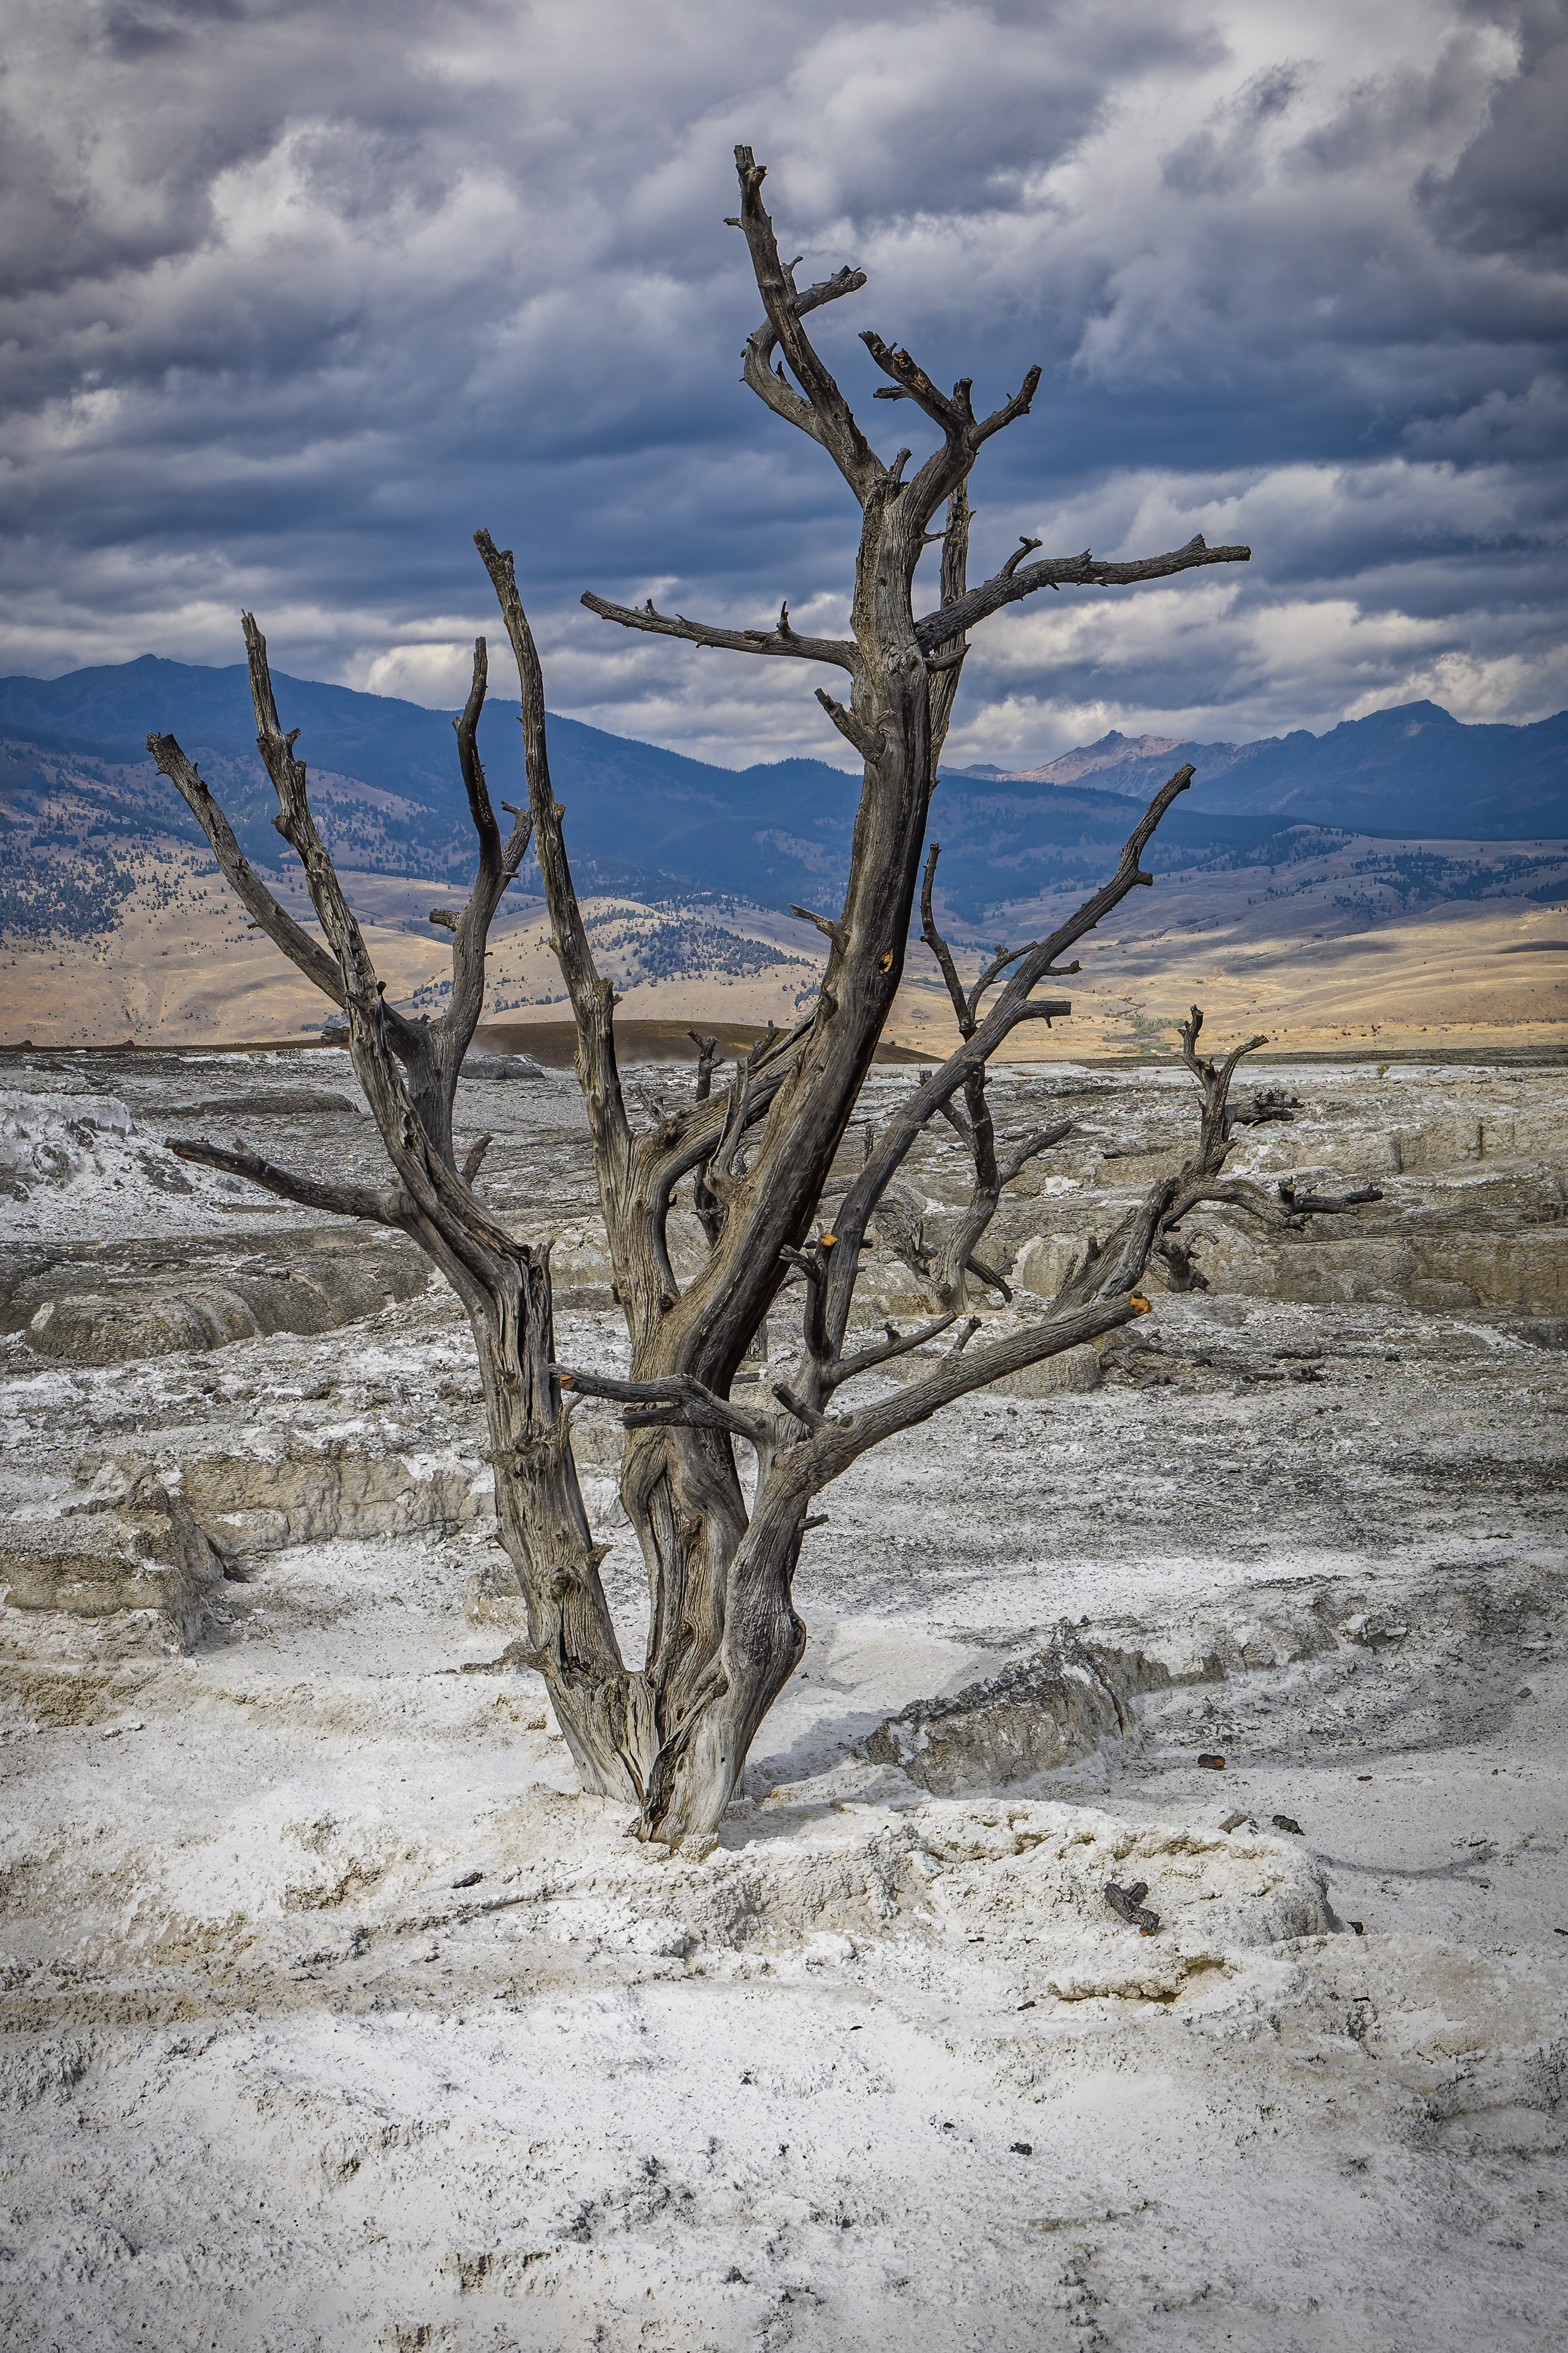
<box><xmin>0</xmin><ymin>1089</ymin><xmax>193</xmax><ymax>1205</ymax></box>
<box><xmin>460</xmin><ymin>1054</ymin><xmax>546</xmax><ymax>1084</ymax></box>
<box><xmin>860</xmin><ymin>1627</ymin><xmax>1171</xmax><ymax>1793</ymax></box>
<box><xmin>1182</xmin><ymin>1213</ymin><xmax>1568</xmax><ymax>1311</ymax></box>
<box><xmin>0</xmin><ymin>1471</ymin><xmax>227</xmax><ymax>1655</ymax></box>
<box><xmin>1</xmin><ymin>1435</ymin><xmax>495</xmax><ymax>1651</ymax></box>
<box><xmin>74</xmin><ymin>1440</ymin><xmax>492</xmax><ymax>1562</ymax></box>
<box><xmin>3</xmin><ymin>1228</ymin><xmax>431</xmax><ymax>1363</ymax></box>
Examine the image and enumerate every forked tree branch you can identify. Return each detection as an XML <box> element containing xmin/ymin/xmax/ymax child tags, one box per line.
<box><xmin>638</xmin><ymin>1022</ymin><xmax>817</xmax><ymax>1299</ymax></box>
<box><xmin>901</xmin><ymin>365</ymin><xmax>1043</xmax><ymax>533</ymax></box>
<box><xmin>729</xmin><ymin>147</ymin><xmax>880</xmax><ymax>500</ymax></box>
<box><xmin>822</xmin><ymin>765</ymin><xmax>1195</xmax><ymax>1352</ymax></box>
<box><xmin>1180</xmin><ymin>1004</ymin><xmax>1270</xmax><ymax>1176</ymax></box>
<box><xmin>236</xmin><ymin>614</ymin><xmax>431</xmax><ymax>1121</ymax></box>
<box><xmin>822</xmin><ymin>1311</ymin><xmax>958</xmax><ymax>1390</ymax></box>
<box><xmin>1048</xmin><ymin>1018</ymin><xmax>1366</xmax><ymax>1312</ymax></box>
<box><xmin>861</xmin><ymin>332</ymin><xmax>972</xmax><ymax>439</ymax></box>
<box><xmin>999</xmin><ymin>1123</ymin><xmax>1071</xmax><ymax>1187</ymax></box>
<box><xmin>805</xmin><ymin>1294</ymin><xmax>1148</xmax><ymax>1481</ymax></box>
<box><xmin>232</xmin><ymin>615</ymin><xmax>520</xmax><ymax>1278</ymax></box>
<box><xmin>968</xmin><ymin>368</ymin><xmax>1046</xmax><ymax>453</ymax></box>
<box><xmin>821</xmin><ymin>839</ymin><xmax>1076</xmax><ymax>1326</ymax></box>
<box><xmin>156</xmin><ymin>613</ymin><xmax>541</xmax><ymax>1168</ymax></box>
<box><xmin>859</xmin><ymin>326</ymin><xmax>1045</xmax><ymax>530</ymax></box>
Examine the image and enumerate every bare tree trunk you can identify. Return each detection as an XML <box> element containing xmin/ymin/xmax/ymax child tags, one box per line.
<box><xmin>139</xmin><ymin>142</ymin><xmax>1374</xmax><ymax>1856</ymax></box>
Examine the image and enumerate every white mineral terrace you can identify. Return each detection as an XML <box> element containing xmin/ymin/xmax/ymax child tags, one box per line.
<box><xmin>2</xmin><ymin>1046</ymin><xmax>1565</xmax><ymax>2350</ymax></box>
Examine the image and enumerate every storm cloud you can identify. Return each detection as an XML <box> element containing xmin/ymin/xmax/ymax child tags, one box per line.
<box><xmin>1</xmin><ymin>0</ymin><xmax>1564</xmax><ymax>766</ymax></box>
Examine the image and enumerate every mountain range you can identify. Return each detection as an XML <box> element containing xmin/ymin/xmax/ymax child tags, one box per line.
<box><xmin>954</xmin><ymin>702</ymin><xmax>1568</xmax><ymax>840</ymax></box>
<box><xmin>1</xmin><ymin>656</ymin><xmax>1565</xmax><ymax>927</ymax></box>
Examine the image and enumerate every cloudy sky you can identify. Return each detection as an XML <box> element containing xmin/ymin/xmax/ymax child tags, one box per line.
<box><xmin>2</xmin><ymin>0</ymin><xmax>1565</xmax><ymax>768</ymax></box>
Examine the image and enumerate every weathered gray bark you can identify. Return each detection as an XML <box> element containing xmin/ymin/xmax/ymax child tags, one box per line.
<box><xmin>145</xmin><ymin>142</ymin><xmax>1328</xmax><ymax>1854</ymax></box>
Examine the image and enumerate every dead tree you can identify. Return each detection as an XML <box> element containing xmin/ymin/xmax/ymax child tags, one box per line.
<box><xmin>144</xmin><ymin>144</ymin><xmax>1365</xmax><ymax>1854</ymax></box>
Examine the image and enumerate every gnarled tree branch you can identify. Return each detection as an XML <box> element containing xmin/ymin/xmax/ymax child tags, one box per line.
<box><xmin>822</xmin><ymin>770</ymin><xmax>1194</xmax><ymax>1350</ymax></box>
<box><xmin>730</xmin><ymin>147</ymin><xmax>880</xmax><ymax>500</ymax></box>
<box><xmin>580</xmin><ymin>591</ymin><xmax>858</xmax><ymax>674</ymax></box>
<box><xmin>168</xmin><ymin>1136</ymin><xmax>414</xmax><ymax>1228</ymax></box>
<box><xmin>475</xmin><ymin>530</ymin><xmax>635</xmax><ymax>1252</ymax></box>
<box><xmin>915</xmin><ymin>534</ymin><xmax>1251</xmax><ymax>649</ymax></box>
<box><xmin>145</xmin><ymin>732</ymin><xmax>352</xmax><ymax>1015</ymax></box>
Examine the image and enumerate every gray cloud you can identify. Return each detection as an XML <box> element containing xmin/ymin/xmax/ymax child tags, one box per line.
<box><xmin>0</xmin><ymin>0</ymin><xmax>1563</xmax><ymax>770</ymax></box>
<box><xmin>1424</xmin><ymin>0</ymin><xmax>1568</xmax><ymax>259</ymax></box>
<box><xmin>1162</xmin><ymin>61</ymin><xmax>1310</xmax><ymax>199</ymax></box>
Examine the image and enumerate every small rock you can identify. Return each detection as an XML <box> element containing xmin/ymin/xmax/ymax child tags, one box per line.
<box><xmin>1104</xmin><ymin>1879</ymin><xmax>1161</xmax><ymax>1936</ymax></box>
<box><xmin>1272</xmin><ymin>1814</ymin><xmax>1305</xmax><ymax>1836</ymax></box>
<box><xmin>1198</xmin><ymin>1753</ymin><xmax>1226</xmax><ymax>1771</ymax></box>
<box><xmin>1220</xmin><ymin>1810</ymin><xmax>1249</xmax><ymax>1833</ymax></box>
<box><xmin>463</xmin><ymin>1054</ymin><xmax>545</xmax><ymax>1084</ymax></box>
<box><xmin>452</xmin><ymin>1870</ymin><xmax>483</xmax><ymax>1889</ymax></box>
<box><xmin>1011</xmin><ymin>2142</ymin><xmax>1034</xmax><ymax>2157</ymax></box>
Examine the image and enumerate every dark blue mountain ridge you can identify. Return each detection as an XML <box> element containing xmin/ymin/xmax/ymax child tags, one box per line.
<box><xmin>1</xmin><ymin>656</ymin><xmax>1563</xmax><ymax>924</ymax></box>
<box><xmin>0</xmin><ymin>653</ymin><xmax>864</xmax><ymax>904</ymax></box>
<box><xmin>0</xmin><ymin>653</ymin><xmax>1280</xmax><ymax>916</ymax></box>
<box><xmin>951</xmin><ymin>700</ymin><xmax>1568</xmax><ymax>841</ymax></box>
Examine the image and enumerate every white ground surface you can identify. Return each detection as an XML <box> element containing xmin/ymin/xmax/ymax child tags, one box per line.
<box><xmin>2</xmin><ymin>1050</ymin><xmax>1566</xmax><ymax>2351</ymax></box>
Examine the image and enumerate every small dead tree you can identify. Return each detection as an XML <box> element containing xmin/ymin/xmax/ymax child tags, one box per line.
<box><xmin>146</xmin><ymin>146</ymin><xmax>1369</xmax><ymax>1852</ymax></box>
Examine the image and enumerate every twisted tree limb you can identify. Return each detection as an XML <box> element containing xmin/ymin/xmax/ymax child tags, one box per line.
<box><xmin>581</xmin><ymin>591</ymin><xmax>857</xmax><ymax>674</ymax></box>
<box><xmin>915</xmin><ymin>533</ymin><xmax>1251</xmax><ymax>648</ymax></box>
<box><xmin>167</xmin><ymin>1136</ymin><xmax>414</xmax><ymax>1228</ymax></box>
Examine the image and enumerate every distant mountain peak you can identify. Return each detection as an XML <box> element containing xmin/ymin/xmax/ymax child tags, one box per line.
<box><xmin>964</xmin><ymin>731</ymin><xmax>1189</xmax><ymax>787</ymax></box>
<box><xmin>1331</xmin><ymin>699</ymin><xmax>1463</xmax><ymax>738</ymax></box>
